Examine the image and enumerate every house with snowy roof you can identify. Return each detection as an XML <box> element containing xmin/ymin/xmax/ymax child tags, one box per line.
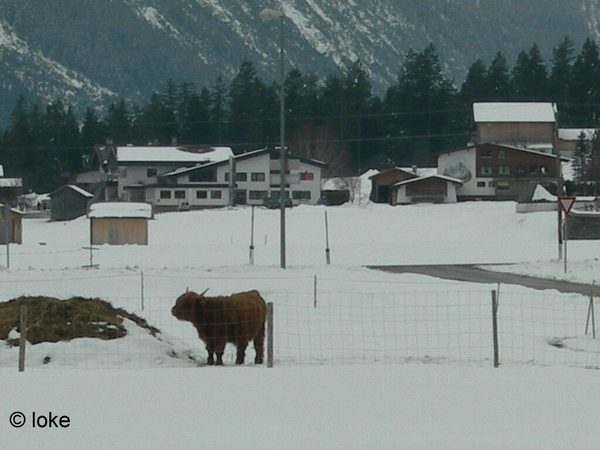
<box><xmin>472</xmin><ymin>102</ymin><xmax>557</xmax><ymax>153</ymax></box>
<box><xmin>116</xmin><ymin>146</ymin><xmax>326</xmax><ymax>211</ymax></box>
<box><xmin>368</xmin><ymin>167</ymin><xmax>437</xmax><ymax>204</ymax></box>
<box><xmin>49</xmin><ymin>185</ymin><xmax>94</xmax><ymax>221</ymax></box>
<box><xmin>438</xmin><ymin>143</ymin><xmax>570</xmax><ymax>201</ymax></box>
<box><xmin>0</xmin><ymin>164</ymin><xmax>23</xmax><ymax>207</ymax></box>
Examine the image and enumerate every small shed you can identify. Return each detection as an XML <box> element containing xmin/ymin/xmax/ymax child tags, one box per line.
<box><xmin>0</xmin><ymin>204</ymin><xmax>22</xmax><ymax>244</ymax></box>
<box><xmin>88</xmin><ymin>202</ymin><xmax>153</xmax><ymax>245</ymax></box>
<box><xmin>50</xmin><ymin>185</ymin><xmax>94</xmax><ymax>221</ymax></box>
<box><xmin>394</xmin><ymin>175</ymin><xmax>463</xmax><ymax>205</ymax></box>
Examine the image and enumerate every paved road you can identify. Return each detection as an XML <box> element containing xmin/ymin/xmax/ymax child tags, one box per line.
<box><xmin>367</xmin><ymin>264</ymin><xmax>593</xmax><ymax>296</ymax></box>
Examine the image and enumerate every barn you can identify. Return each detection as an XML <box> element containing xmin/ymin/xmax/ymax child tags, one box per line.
<box><xmin>88</xmin><ymin>202</ymin><xmax>153</xmax><ymax>245</ymax></box>
<box><xmin>0</xmin><ymin>205</ymin><xmax>22</xmax><ymax>244</ymax></box>
<box><xmin>50</xmin><ymin>185</ymin><xmax>94</xmax><ymax>221</ymax></box>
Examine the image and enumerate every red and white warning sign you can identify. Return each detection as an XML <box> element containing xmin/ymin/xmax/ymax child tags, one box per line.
<box><xmin>558</xmin><ymin>196</ymin><xmax>577</xmax><ymax>215</ymax></box>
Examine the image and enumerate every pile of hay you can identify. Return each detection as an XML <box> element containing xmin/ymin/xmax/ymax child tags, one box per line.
<box><xmin>0</xmin><ymin>296</ymin><xmax>160</xmax><ymax>346</ymax></box>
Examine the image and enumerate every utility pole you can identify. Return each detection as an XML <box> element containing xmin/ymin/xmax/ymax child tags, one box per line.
<box><xmin>554</xmin><ymin>110</ymin><xmax>563</xmax><ymax>260</ymax></box>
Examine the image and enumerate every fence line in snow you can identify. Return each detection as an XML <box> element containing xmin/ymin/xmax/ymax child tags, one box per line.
<box><xmin>7</xmin><ymin>282</ymin><xmax>600</xmax><ymax>371</ymax></box>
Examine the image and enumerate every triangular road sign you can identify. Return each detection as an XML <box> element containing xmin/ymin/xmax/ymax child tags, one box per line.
<box><xmin>558</xmin><ymin>196</ymin><xmax>577</xmax><ymax>215</ymax></box>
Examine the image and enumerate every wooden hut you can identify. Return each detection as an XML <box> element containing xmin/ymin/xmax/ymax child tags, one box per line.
<box><xmin>88</xmin><ymin>202</ymin><xmax>153</xmax><ymax>245</ymax></box>
<box><xmin>50</xmin><ymin>185</ymin><xmax>94</xmax><ymax>221</ymax></box>
<box><xmin>0</xmin><ymin>204</ymin><xmax>22</xmax><ymax>244</ymax></box>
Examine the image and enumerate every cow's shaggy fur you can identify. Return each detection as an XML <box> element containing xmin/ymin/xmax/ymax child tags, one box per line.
<box><xmin>172</xmin><ymin>290</ymin><xmax>267</xmax><ymax>366</ymax></box>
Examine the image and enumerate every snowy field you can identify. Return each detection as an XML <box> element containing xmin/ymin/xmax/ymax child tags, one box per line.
<box><xmin>2</xmin><ymin>199</ymin><xmax>600</xmax><ymax>449</ymax></box>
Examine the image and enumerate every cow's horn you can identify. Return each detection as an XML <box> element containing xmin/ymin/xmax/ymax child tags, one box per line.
<box><xmin>200</xmin><ymin>288</ymin><xmax>210</xmax><ymax>296</ymax></box>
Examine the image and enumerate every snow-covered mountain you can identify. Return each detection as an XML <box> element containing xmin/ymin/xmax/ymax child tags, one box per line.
<box><xmin>1</xmin><ymin>0</ymin><xmax>600</xmax><ymax>124</ymax></box>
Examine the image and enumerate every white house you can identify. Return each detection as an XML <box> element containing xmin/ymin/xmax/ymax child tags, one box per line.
<box><xmin>116</xmin><ymin>146</ymin><xmax>233</xmax><ymax>202</ymax></box>
<box><xmin>116</xmin><ymin>146</ymin><xmax>326</xmax><ymax>210</ymax></box>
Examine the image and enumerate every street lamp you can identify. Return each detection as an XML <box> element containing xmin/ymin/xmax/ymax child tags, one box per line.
<box><xmin>260</xmin><ymin>8</ymin><xmax>287</xmax><ymax>269</ymax></box>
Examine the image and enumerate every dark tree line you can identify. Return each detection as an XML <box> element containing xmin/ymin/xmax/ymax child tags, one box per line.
<box><xmin>4</xmin><ymin>36</ymin><xmax>600</xmax><ymax>192</ymax></box>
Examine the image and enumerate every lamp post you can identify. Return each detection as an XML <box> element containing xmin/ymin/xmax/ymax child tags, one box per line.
<box><xmin>260</xmin><ymin>8</ymin><xmax>287</xmax><ymax>269</ymax></box>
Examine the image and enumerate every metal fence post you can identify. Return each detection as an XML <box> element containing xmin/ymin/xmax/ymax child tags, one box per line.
<box><xmin>492</xmin><ymin>290</ymin><xmax>499</xmax><ymax>368</ymax></box>
<box><xmin>18</xmin><ymin>304</ymin><xmax>27</xmax><ymax>372</ymax></box>
<box><xmin>267</xmin><ymin>302</ymin><xmax>274</xmax><ymax>368</ymax></box>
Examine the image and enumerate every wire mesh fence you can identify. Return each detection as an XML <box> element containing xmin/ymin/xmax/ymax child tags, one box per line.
<box><xmin>2</xmin><ymin>271</ymin><xmax>600</xmax><ymax>370</ymax></box>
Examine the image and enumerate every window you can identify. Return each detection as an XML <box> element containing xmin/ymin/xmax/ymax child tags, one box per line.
<box><xmin>190</xmin><ymin>168</ymin><xmax>217</xmax><ymax>182</ymax></box>
<box><xmin>498</xmin><ymin>150</ymin><xmax>506</xmax><ymax>159</ymax></box>
<box><xmin>249</xmin><ymin>190</ymin><xmax>268</xmax><ymax>200</ymax></box>
<box><xmin>196</xmin><ymin>190</ymin><xmax>207</xmax><ymax>199</ymax></box>
<box><xmin>236</xmin><ymin>172</ymin><xmax>247</xmax><ymax>182</ymax></box>
<box><xmin>211</xmin><ymin>190</ymin><xmax>222</xmax><ymax>199</ymax></box>
<box><xmin>160</xmin><ymin>190</ymin><xmax>172</xmax><ymax>199</ymax></box>
<box><xmin>496</xmin><ymin>181</ymin><xmax>510</xmax><ymax>191</ymax></box>
<box><xmin>499</xmin><ymin>165</ymin><xmax>510</xmax><ymax>175</ymax></box>
<box><xmin>481</xmin><ymin>149</ymin><xmax>492</xmax><ymax>158</ymax></box>
<box><xmin>300</xmin><ymin>172</ymin><xmax>315</xmax><ymax>181</ymax></box>
<box><xmin>174</xmin><ymin>190</ymin><xmax>186</xmax><ymax>199</ymax></box>
<box><xmin>477</xmin><ymin>181</ymin><xmax>486</xmax><ymax>188</ymax></box>
<box><xmin>251</xmin><ymin>172</ymin><xmax>266</xmax><ymax>182</ymax></box>
<box><xmin>481</xmin><ymin>166</ymin><xmax>492</xmax><ymax>175</ymax></box>
<box><xmin>529</xmin><ymin>165</ymin><xmax>538</xmax><ymax>174</ymax></box>
<box><xmin>272</xmin><ymin>190</ymin><xmax>290</xmax><ymax>200</ymax></box>
<box><xmin>146</xmin><ymin>168</ymin><xmax>158</xmax><ymax>178</ymax></box>
<box><xmin>292</xmin><ymin>191</ymin><xmax>311</xmax><ymax>200</ymax></box>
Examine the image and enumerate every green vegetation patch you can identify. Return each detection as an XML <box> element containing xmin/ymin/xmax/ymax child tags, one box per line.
<box><xmin>0</xmin><ymin>296</ymin><xmax>160</xmax><ymax>346</ymax></box>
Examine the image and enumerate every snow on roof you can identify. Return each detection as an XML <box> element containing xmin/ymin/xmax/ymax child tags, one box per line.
<box><xmin>369</xmin><ymin>167</ymin><xmax>437</xmax><ymax>180</ymax></box>
<box><xmin>531</xmin><ymin>184</ymin><xmax>555</xmax><ymax>202</ymax></box>
<box><xmin>88</xmin><ymin>202</ymin><xmax>153</xmax><ymax>219</ymax></box>
<box><xmin>116</xmin><ymin>146</ymin><xmax>233</xmax><ymax>164</ymax></box>
<box><xmin>394</xmin><ymin>174</ymin><xmax>463</xmax><ymax>187</ymax></box>
<box><xmin>558</xmin><ymin>128</ymin><xmax>596</xmax><ymax>141</ymax></box>
<box><xmin>68</xmin><ymin>185</ymin><xmax>94</xmax><ymax>198</ymax></box>
<box><xmin>0</xmin><ymin>178</ymin><xmax>22</xmax><ymax>188</ymax></box>
<box><xmin>399</xmin><ymin>167</ymin><xmax>438</xmax><ymax>177</ymax></box>
<box><xmin>473</xmin><ymin>102</ymin><xmax>556</xmax><ymax>123</ymax></box>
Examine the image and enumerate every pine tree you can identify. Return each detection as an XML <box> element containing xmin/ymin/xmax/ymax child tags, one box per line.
<box><xmin>460</xmin><ymin>59</ymin><xmax>489</xmax><ymax>104</ymax></box>
<box><xmin>486</xmin><ymin>51</ymin><xmax>512</xmax><ymax>101</ymax></box>
<box><xmin>549</xmin><ymin>37</ymin><xmax>574</xmax><ymax>104</ymax></box>
<box><xmin>386</xmin><ymin>43</ymin><xmax>458</xmax><ymax>164</ymax></box>
<box><xmin>179</xmin><ymin>88</ymin><xmax>212</xmax><ymax>145</ymax></box>
<box><xmin>570</xmin><ymin>38</ymin><xmax>600</xmax><ymax>126</ymax></box>
<box><xmin>572</xmin><ymin>131</ymin><xmax>590</xmax><ymax>182</ymax></box>
<box><xmin>103</xmin><ymin>99</ymin><xmax>131</xmax><ymax>145</ymax></box>
<box><xmin>210</xmin><ymin>76</ymin><xmax>228</xmax><ymax>146</ymax></box>
<box><xmin>511</xmin><ymin>44</ymin><xmax>548</xmax><ymax>101</ymax></box>
<box><xmin>81</xmin><ymin>107</ymin><xmax>105</xmax><ymax>149</ymax></box>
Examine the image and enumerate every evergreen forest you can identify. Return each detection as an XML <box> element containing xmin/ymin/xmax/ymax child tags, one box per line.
<box><xmin>3</xmin><ymin>36</ymin><xmax>600</xmax><ymax>193</ymax></box>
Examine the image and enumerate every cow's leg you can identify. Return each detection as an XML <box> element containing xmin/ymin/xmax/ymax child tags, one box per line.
<box><xmin>254</xmin><ymin>325</ymin><xmax>265</xmax><ymax>364</ymax></box>
<box><xmin>206</xmin><ymin>346</ymin><xmax>215</xmax><ymax>365</ymax></box>
<box><xmin>235</xmin><ymin>342</ymin><xmax>248</xmax><ymax>365</ymax></box>
<box><xmin>214</xmin><ymin>340</ymin><xmax>226</xmax><ymax>366</ymax></box>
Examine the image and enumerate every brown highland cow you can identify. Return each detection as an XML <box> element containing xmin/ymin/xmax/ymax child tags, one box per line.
<box><xmin>172</xmin><ymin>289</ymin><xmax>267</xmax><ymax>366</ymax></box>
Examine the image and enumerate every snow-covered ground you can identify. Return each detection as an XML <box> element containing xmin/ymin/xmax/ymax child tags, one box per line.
<box><xmin>2</xmin><ymin>200</ymin><xmax>600</xmax><ymax>449</ymax></box>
